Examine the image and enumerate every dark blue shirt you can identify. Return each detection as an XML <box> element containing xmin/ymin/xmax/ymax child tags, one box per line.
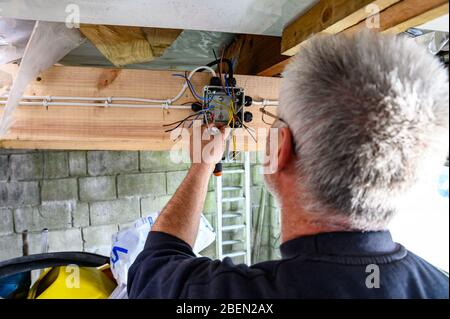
<box><xmin>128</xmin><ymin>230</ymin><xmax>448</xmax><ymax>298</ymax></box>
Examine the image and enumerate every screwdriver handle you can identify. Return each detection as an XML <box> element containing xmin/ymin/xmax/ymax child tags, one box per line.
<box><xmin>213</xmin><ymin>162</ymin><xmax>222</xmax><ymax>176</ymax></box>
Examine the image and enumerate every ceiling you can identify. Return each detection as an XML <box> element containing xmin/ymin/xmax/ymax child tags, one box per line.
<box><xmin>0</xmin><ymin>0</ymin><xmax>317</xmax><ymax>36</ymax></box>
<box><xmin>1</xmin><ymin>0</ymin><xmax>319</xmax><ymax>71</ymax></box>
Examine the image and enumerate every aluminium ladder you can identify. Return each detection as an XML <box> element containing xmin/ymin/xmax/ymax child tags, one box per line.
<box><xmin>215</xmin><ymin>152</ymin><xmax>252</xmax><ymax>265</ymax></box>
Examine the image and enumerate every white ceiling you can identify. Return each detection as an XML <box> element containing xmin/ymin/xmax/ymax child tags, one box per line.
<box><xmin>417</xmin><ymin>14</ymin><xmax>449</xmax><ymax>32</ymax></box>
<box><xmin>0</xmin><ymin>0</ymin><xmax>317</xmax><ymax>36</ymax></box>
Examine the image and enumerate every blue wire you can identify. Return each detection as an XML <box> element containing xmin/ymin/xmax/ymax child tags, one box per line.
<box><xmin>172</xmin><ymin>73</ymin><xmax>212</xmax><ymax>102</ymax></box>
<box><xmin>224</xmin><ymin>75</ymin><xmax>232</xmax><ymax>96</ymax></box>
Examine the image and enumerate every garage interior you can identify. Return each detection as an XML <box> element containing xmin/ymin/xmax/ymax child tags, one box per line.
<box><xmin>0</xmin><ymin>0</ymin><xmax>448</xmax><ymax>299</ymax></box>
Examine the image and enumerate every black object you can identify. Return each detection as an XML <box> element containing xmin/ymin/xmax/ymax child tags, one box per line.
<box><xmin>244</xmin><ymin>111</ymin><xmax>253</xmax><ymax>123</ymax></box>
<box><xmin>0</xmin><ymin>252</ymin><xmax>109</xmax><ymax>279</ymax></box>
<box><xmin>209</xmin><ymin>76</ymin><xmax>222</xmax><ymax>86</ymax></box>
<box><xmin>226</xmin><ymin>76</ymin><xmax>237</xmax><ymax>87</ymax></box>
<box><xmin>244</xmin><ymin>96</ymin><xmax>253</xmax><ymax>107</ymax></box>
<box><xmin>191</xmin><ymin>102</ymin><xmax>203</xmax><ymax>112</ymax></box>
<box><xmin>213</xmin><ymin>162</ymin><xmax>222</xmax><ymax>176</ymax></box>
<box><xmin>204</xmin><ymin>58</ymin><xmax>235</xmax><ymax>86</ymax></box>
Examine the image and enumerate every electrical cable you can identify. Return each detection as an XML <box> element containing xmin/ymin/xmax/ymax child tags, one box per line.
<box><xmin>0</xmin><ymin>65</ymin><xmax>218</xmax><ymax>110</ymax></box>
<box><xmin>172</xmin><ymin>73</ymin><xmax>212</xmax><ymax>102</ymax></box>
<box><xmin>0</xmin><ymin>100</ymin><xmax>192</xmax><ymax>109</ymax></box>
<box><xmin>184</xmin><ymin>70</ymin><xmax>200</xmax><ymax>102</ymax></box>
<box><xmin>163</xmin><ymin>107</ymin><xmax>214</xmax><ymax>132</ymax></box>
<box><xmin>252</xmin><ymin>99</ymin><xmax>279</xmax><ymax>106</ymax></box>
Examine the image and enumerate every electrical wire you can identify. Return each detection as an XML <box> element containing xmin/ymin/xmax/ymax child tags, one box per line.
<box><xmin>0</xmin><ymin>95</ymin><xmax>276</xmax><ymax>110</ymax></box>
<box><xmin>184</xmin><ymin>70</ymin><xmax>200</xmax><ymax>102</ymax></box>
<box><xmin>0</xmin><ymin>65</ymin><xmax>218</xmax><ymax>110</ymax></box>
<box><xmin>0</xmin><ymin>100</ymin><xmax>192</xmax><ymax>109</ymax></box>
<box><xmin>251</xmin><ymin>99</ymin><xmax>279</xmax><ymax>106</ymax></box>
<box><xmin>163</xmin><ymin>106</ymin><xmax>214</xmax><ymax>132</ymax></box>
<box><xmin>171</xmin><ymin>73</ymin><xmax>212</xmax><ymax>102</ymax></box>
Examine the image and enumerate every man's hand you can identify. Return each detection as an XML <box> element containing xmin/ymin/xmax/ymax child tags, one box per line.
<box><xmin>151</xmin><ymin>122</ymin><xmax>229</xmax><ymax>247</ymax></box>
<box><xmin>189</xmin><ymin>122</ymin><xmax>229</xmax><ymax>171</ymax></box>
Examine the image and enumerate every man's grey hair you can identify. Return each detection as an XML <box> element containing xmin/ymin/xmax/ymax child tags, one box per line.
<box><xmin>279</xmin><ymin>30</ymin><xmax>449</xmax><ymax>231</ymax></box>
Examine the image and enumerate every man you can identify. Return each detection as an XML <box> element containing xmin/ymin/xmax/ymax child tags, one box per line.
<box><xmin>128</xmin><ymin>31</ymin><xmax>449</xmax><ymax>298</ymax></box>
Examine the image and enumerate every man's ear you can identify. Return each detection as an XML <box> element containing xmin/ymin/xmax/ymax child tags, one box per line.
<box><xmin>277</xmin><ymin>127</ymin><xmax>295</xmax><ymax>171</ymax></box>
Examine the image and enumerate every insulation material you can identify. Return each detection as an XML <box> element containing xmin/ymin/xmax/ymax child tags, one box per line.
<box><xmin>412</xmin><ymin>30</ymin><xmax>449</xmax><ymax>55</ymax></box>
<box><xmin>0</xmin><ymin>21</ymin><xmax>85</xmax><ymax>137</ymax></box>
<box><xmin>60</xmin><ymin>30</ymin><xmax>235</xmax><ymax>71</ymax></box>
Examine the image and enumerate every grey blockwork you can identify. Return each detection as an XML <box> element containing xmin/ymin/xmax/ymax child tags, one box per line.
<box><xmin>0</xmin><ymin>150</ymin><xmax>280</xmax><ymax>264</ymax></box>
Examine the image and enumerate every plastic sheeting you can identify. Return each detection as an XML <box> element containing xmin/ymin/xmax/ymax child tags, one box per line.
<box><xmin>410</xmin><ymin>29</ymin><xmax>449</xmax><ymax>55</ymax></box>
<box><xmin>0</xmin><ymin>21</ymin><xmax>85</xmax><ymax>136</ymax></box>
<box><xmin>0</xmin><ymin>18</ymin><xmax>35</xmax><ymax>65</ymax></box>
<box><xmin>61</xmin><ymin>29</ymin><xmax>236</xmax><ymax>71</ymax></box>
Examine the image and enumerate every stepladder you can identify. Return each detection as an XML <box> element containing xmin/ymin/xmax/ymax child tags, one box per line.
<box><xmin>215</xmin><ymin>152</ymin><xmax>252</xmax><ymax>265</ymax></box>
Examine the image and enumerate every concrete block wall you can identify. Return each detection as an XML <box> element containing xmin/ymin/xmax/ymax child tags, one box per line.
<box><xmin>0</xmin><ymin>149</ymin><xmax>281</xmax><ymax>264</ymax></box>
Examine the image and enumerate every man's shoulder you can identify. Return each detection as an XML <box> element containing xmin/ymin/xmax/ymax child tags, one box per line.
<box><xmin>403</xmin><ymin>249</ymin><xmax>449</xmax><ymax>279</ymax></box>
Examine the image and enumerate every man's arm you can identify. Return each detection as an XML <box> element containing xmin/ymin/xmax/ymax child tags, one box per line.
<box><xmin>152</xmin><ymin>163</ymin><xmax>213</xmax><ymax>247</ymax></box>
<box><xmin>152</xmin><ymin>123</ymin><xmax>227</xmax><ymax>247</ymax></box>
<box><xmin>128</xmin><ymin>124</ymin><xmax>270</xmax><ymax>298</ymax></box>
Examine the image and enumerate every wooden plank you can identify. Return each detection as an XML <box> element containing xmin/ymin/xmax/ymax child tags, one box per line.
<box><xmin>264</xmin><ymin>0</ymin><xmax>444</xmax><ymax>75</ymax></box>
<box><xmin>344</xmin><ymin>0</ymin><xmax>449</xmax><ymax>34</ymax></box>
<box><xmin>79</xmin><ymin>24</ymin><xmax>154</xmax><ymax>67</ymax></box>
<box><xmin>79</xmin><ymin>25</ymin><xmax>182</xmax><ymax>67</ymax></box>
<box><xmin>257</xmin><ymin>59</ymin><xmax>292</xmax><ymax>77</ymax></box>
<box><xmin>0</xmin><ymin>64</ymin><xmax>278</xmax><ymax>151</ymax></box>
<box><xmin>225</xmin><ymin>34</ymin><xmax>290</xmax><ymax>76</ymax></box>
<box><xmin>244</xmin><ymin>0</ymin><xmax>398</xmax><ymax>76</ymax></box>
<box><xmin>383</xmin><ymin>2</ymin><xmax>449</xmax><ymax>34</ymax></box>
<box><xmin>141</xmin><ymin>28</ymin><xmax>182</xmax><ymax>57</ymax></box>
<box><xmin>281</xmin><ymin>0</ymin><xmax>377</xmax><ymax>56</ymax></box>
<box><xmin>321</xmin><ymin>0</ymin><xmax>400</xmax><ymax>34</ymax></box>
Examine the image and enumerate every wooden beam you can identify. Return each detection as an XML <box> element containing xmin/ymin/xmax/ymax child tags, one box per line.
<box><xmin>0</xmin><ymin>64</ymin><xmax>278</xmax><ymax>151</ymax></box>
<box><xmin>141</xmin><ymin>28</ymin><xmax>183</xmax><ymax>57</ymax></box>
<box><xmin>383</xmin><ymin>2</ymin><xmax>448</xmax><ymax>34</ymax></box>
<box><xmin>263</xmin><ymin>0</ymin><xmax>445</xmax><ymax>74</ymax></box>
<box><xmin>281</xmin><ymin>0</ymin><xmax>379</xmax><ymax>56</ymax></box>
<box><xmin>79</xmin><ymin>25</ymin><xmax>182</xmax><ymax>67</ymax></box>
<box><xmin>257</xmin><ymin>59</ymin><xmax>292</xmax><ymax>77</ymax></box>
<box><xmin>241</xmin><ymin>0</ymin><xmax>399</xmax><ymax>76</ymax></box>
<box><xmin>321</xmin><ymin>0</ymin><xmax>400</xmax><ymax>34</ymax></box>
<box><xmin>225</xmin><ymin>34</ymin><xmax>290</xmax><ymax>76</ymax></box>
<box><xmin>344</xmin><ymin>0</ymin><xmax>449</xmax><ymax>34</ymax></box>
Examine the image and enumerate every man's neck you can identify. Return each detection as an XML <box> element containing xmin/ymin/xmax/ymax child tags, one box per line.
<box><xmin>279</xmin><ymin>196</ymin><xmax>350</xmax><ymax>244</ymax></box>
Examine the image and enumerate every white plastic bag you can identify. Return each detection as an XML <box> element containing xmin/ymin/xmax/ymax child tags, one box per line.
<box><xmin>110</xmin><ymin>212</ymin><xmax>215</xmax><ymax>288</ymax></box>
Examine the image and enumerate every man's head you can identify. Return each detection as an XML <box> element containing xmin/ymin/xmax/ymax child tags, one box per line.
<box><xmin>264</xmin><ymin>31</ymin><xmax>449</xmax><ymax>231</ymax></box>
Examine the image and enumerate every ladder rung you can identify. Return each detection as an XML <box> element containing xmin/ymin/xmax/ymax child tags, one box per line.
<box><xmin>222</xmin><ymin>212</ymin><xmax>243</xmax><ymax>218</ymax></box>
<box><xmin>222</xmin><ymin>169</ymin><xmax>244</xmax><ymax>174</ymax></box>
<box><xmin>222</xmin><ymin>186</ymin><xmax>242</xmax><ymax>191</ymax></box>
<box><xmin>222</xmin><ymin>197</ymin><xmax>245</xmax><ymax>203</ymax></box>
<box><xmin>222</xmin><ymin>224</ymin><xmax>245</xmax><ymax>231</ymax></box>
<box><xmin>222</xmin><ymin>240</ymin><xmax>243</xmax><ymax>246</ymax></box>
<box><xmin>223</xmin><ymin>251</ymin><xmax>246</xmax><ymax>258</ymax></box>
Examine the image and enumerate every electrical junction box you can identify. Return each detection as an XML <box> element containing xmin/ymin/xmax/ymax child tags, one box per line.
<box><xmin>202</xmin><ymin>85</ymin><xmax>245</xmax><ymax>128</ymax></box>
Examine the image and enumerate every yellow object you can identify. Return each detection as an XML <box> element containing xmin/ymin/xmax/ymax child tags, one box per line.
<box><xmin>28</xmin><ymin>265</ymin><xmax>116</xmax><ymax>299</ymax></box>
